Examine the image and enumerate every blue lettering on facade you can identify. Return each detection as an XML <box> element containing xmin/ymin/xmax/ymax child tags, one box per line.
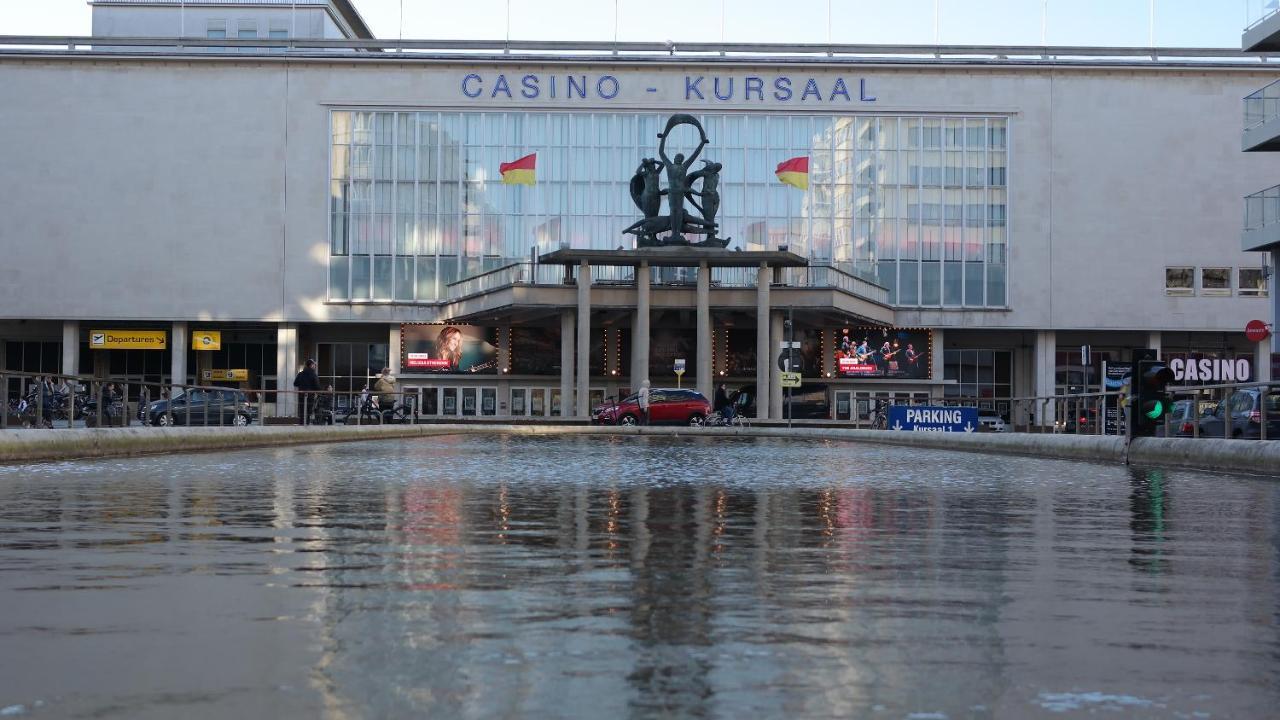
<box><xmin>459</xmin><ymin>73</ymin><xmax>877</xmax><ymax>103</ymax></box>
<box><xmin>686</xmin><ymin>75</ymin><xmax>705</xmax><ymax>100</ymax></box>
<box><xmin>713</xmin><ymin>77</ymin><xmax>734</xmax><ymax>100</ymax></box>
<box><xmin>490</xmin><ymin>74</ymin><xmax>512</xmax><ymax>98</ymax></box>
<box><xmin>830</xmin><ymin>77</ymin><xmax>851</xmax><ymax>102</ymax></box>
<box><xmin>801</xmin><ymin>78</ymin><xmax>822</xmax><ymax>101</ymax></box>
<box><xmin>597</xmin><ymin>75</ymin><xmax>620</xmax><ymax>99</ymax></box>
<box><xmin>462</xmin><ymin>73</ymin><xmax>483</xmax><ymax>98</ymax></box>
<box><xmin>521</xmin><ymin>74</ymin><xmax>539</xmax><ymax>98</ymax></box>
<box><xmin>773</xmin><ymin>77</ymin><xmax>792</xmax><ymax>101</ymax></box>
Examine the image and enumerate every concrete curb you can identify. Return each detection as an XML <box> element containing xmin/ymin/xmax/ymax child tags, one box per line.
<box><xmin>1</xmin><ymin>424</ymin><xmax>1276</xmax><ymax>477</ymax></box>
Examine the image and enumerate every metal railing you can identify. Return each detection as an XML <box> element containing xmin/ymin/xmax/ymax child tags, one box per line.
<box><xmin>0</xmin><ymin>369</ymin><xmax>420</xmax><ymax>430</ymax></box>
<box><xmin>1247</xmin><ymin>0</ymin><xmax>1280</xmax><ymax>32</ymax></box>
<box><xmin>1161</xmin><ymin>380</ymin><xmax>1278</xmax><ymax>441</ymax></box>
<box><xmin>1244</xmin><ymin>184</ymin><xmax>1280</xmax><ymax>231</ymax></box>
<box><xmin>1245</xmin><ymin>78</ymin><xmax>1280</xmax><ymax>131</ymax></box>
<box><xmin>777</xmin><ymin>265</ymin><xmax>892</xmax><ymax>305</ymax></box>
<box><xmin>0</xmin><ymin>36</ymin><xmax>1271</xmax><ymax>65</ymax></box>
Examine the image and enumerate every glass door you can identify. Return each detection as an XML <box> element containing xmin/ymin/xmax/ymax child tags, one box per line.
<box><xmin>480</xmin><ymin>387</ymin><xmax>496</xmax><ymax>416</ymax></box>
<box><xmin>420</xmin><ymin>387</ymin><xmax>439</xmax><ymax>416</ymax></box>
<box><xmin>441</xmin><ymin>387</ymin><xmax>458</xmax><ymax>416</ymax></box>
<box><xmin>510</xmin><ymin>388</ymin><xmax>527</xmax><ymax>416</ymax></box>
<box><xmin>461</xmin><ymin>387</ymin><xmax>477</xmax><ymax>416</ymax></box>
<box><xmin>530</xmin><ymin>388</ymin><xmax>546</xmax><ymax>417</ymax></box>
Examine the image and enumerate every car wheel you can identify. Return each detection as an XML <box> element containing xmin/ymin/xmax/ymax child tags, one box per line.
<box><xmin>618</xmin><ymin>414</ymin><xmax>638</xmax><ymax>426</ymax></box>
<box><xmin>688</xmin><ymin>414</ymin><xmax>705</xmax><ymax>427</ymax></box>
<box><xmin>232</xmin><ymin>413</ymin><xmax>248</xmax><ymax>427</ymax></box>
<box><xmin>157</xmin><ymin>414</ymin><xmax>173</xmax><ymax>427</ymax></box>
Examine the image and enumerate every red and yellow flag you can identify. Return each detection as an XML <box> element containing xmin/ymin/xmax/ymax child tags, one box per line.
<box><xmin>775</xmin><ymin>156</ymin><xmax>809</xmax><ymax>190</ymax></box>
<box><xmin>499</xmin><ymin>153</ymin><xmax>536</xmax><ymax>185</ymax></box>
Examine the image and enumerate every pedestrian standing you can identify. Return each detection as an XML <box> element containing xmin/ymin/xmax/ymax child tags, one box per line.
<box><xmin>638</xmin><ymin>379</ymin><xmax>651</xmax><ymax>426</ymax></box>
<box><xmin>292</xmin><ymin>358</ymin><xmax>320</xmax><ymax>423</ymax></box>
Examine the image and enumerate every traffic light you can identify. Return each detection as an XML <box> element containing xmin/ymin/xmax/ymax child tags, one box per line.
<box><xmin>1131</xmin><ymin>359</ymin><xmax>1174</xmax><ymax>437</ymax></box>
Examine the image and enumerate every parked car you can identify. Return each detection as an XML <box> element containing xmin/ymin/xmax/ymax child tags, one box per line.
<box><xmin>977</xmin><ymin>413</ymin><xmax>1007</xmax><ymax>432</ymax></box>
<box><xmin>1196</xmin><ymin>389</ymin><xmax>1280</xmax><ymax>440</ymax></box>
<box><xmin>1155</xmin><ymin>398</ymin><xmax>1198</xmax><ymax>438</ymax></box>
<box><xmin>730</xmin><ymin>383</ymin><xmax>830</xmax><ymax>420</ymax></box>
<box><xmin>147</xmin><ymin>389</ymin><xmax>257</xmax><ymax>427</ymax></box>
<box><xmin>592</xmin><ymin>388</ymin><xmax>711</xmax><ymax>426</ymax></box>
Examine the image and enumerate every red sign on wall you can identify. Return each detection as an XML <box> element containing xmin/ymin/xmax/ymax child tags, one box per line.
<box><xmin>1245</xmin><ymin>319</ymin><xmax>1271</xmax><ymax>343</ymax></box>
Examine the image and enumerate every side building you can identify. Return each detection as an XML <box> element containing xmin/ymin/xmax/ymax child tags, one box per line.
<box><xmin>0</xmin><ymin>36</ymin><xmax>1274</xmax><ymax>424</ymax></box>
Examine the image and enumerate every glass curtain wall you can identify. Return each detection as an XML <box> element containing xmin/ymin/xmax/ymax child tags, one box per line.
<box><xmin>329</xmin><ymin>111</ymin><xmax>1009</xmax><ymax>308</ymax></box>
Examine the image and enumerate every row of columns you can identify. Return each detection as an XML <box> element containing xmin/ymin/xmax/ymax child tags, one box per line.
<box><xmin>561</xmin><ymin>260</ymin><xmax>777</xmax><ymax>419</ymax></box>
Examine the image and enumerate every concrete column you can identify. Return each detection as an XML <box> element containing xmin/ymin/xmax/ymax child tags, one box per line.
<box><xmin>275</xmin><ymin>322</ymin><xmax>298</xmax><ymax>416</ymax></box>
<box><xmin>931</xmin><ymin>328</ymin><xmax>945</xmax><ymax>398</ymax></box>
<box><xmin>1033</xmin><ymin>330</ymin><xmax>1056</xmax><ymax>428</ymax></box>
<box><xmin>61</xmin><ymin>321</ymin><xmax>79</xmax><ymax>376</ymax></box>
<box><xmin>631</xmin><ymin>262</ymin><xmax>650</xmax><ymax>390</ymax></box>
<box><xmin>1147</xmin><ymin>331</ymin><xmax>1162</xmax><ymax>359</ymax></box>
<box><xmin>770</xmin><ymin>310</ymin><xmax>785</xmax><ymax>419</ymax></box>
<box><xmin>171</xmin><ymin>321</ymin><xmax>188</xmax><ymax>390</ymax></box>
<box><xmin>755</xmin><ymin>263</ymin><xmax>771</xmax><ymax>419</ymax></box>
<box><xmin>1272</xmin><ymin>249</ymin><xmax>1279</xmax><ymax>356</ymax></box>
<box><xmin>1256</xmin><ymin>340</ymin><xmax>1272</xmax><ymax>383</ymax></box>
<box><xmin>696</xmin><ymin>262</ymin><xmax>712</xmax><ymax>401</ymax></box>
<box><xmin>576</xmin><ymin>261</ymin><xmax>591</xmax><ymax>418</ymax></box>
<box><xmin>560</xmin><ymin>308</ymin><xmax>575</xmax><ymax>418</ymax></box>
<box><xmin>389</xmin><ymin>323</ymin><xmax>402</xmax><ymax>375</ymax></box>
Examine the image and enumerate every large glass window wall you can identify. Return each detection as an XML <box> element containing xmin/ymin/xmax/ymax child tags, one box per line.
<box><xmin>329</xmin><ymin>110</ymin><xmax>1009</xmax><ymax>308</ymax></box>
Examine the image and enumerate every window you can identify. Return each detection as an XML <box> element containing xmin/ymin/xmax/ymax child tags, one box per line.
<box><xmin>1239</xmin><ymin>267</ymin><xmax>1269</xmax><ymax>297</ymax></box>
<box><xmin>1165</xmin><ymin>267</ymin><xmax>1194</xmax><ymax>296</ymax></box>
<box><xmin>1201</xmin><ymin>267</ymin><xmax>1230</xmax><ymax>296</ymax></box>
<box><xmin>237</xmin><ymin>21</ymin><xmax>257</xmax><ymax>40</ymax></box>
<box><xmin>206</xmin><ymin>20</ymin><xmax>226</xmax><ymax>39</ymax></box>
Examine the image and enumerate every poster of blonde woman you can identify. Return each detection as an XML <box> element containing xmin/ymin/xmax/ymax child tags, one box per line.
<box><xmin>402</xmin><ymin>325</ymin><xmax>497</xmax><ymax>374</ymax></box>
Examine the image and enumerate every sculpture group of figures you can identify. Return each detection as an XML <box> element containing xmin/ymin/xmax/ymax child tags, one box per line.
<box><xmin>624</xmin><ymin>114</ymin><xmax>730</xmax><ymax>248</ymax></box>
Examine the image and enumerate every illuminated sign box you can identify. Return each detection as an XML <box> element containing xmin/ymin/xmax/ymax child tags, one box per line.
<box><xmin>202</xmin><ymin>369</ymin><xmax>248</xmax><ymax>382</ymax></box>
<box><xmin>89</xmin><ymin>330</ymin><xmax>167</xmax><ymax>350</ymax></box>
<box><xmin>192</xmin><ymin>331</ymin><xmax>222</xmax><ymax>351</ymax></box>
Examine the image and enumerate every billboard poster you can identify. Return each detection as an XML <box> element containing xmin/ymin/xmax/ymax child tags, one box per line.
<box><xmin>509</xmin><ymin>328</ymin><xmax>560</xmax><ymax>375</ymax></box>
<box><xmin>1103</xmin><ymin>361</ymin><xmax>1133</xmax><ymax>435</ymax></box>
<box><xmin>402</xmin><ymin>324</ymin><xmax>497</xmax><ymax>374</ymax></box>
<box><xmin>835</xmin><ymin>327</ymin><xmax>930</xmax><ymax>379</ymax></box>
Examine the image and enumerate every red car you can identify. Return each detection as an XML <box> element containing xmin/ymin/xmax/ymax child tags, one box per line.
<box><xmin>592</xmin><ymin>389</ymin><xmax>711</xmax><ymax>426</ymax></box>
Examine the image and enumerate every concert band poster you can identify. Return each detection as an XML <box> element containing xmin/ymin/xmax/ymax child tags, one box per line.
<box><xmin>835</xmin><ymin>327</ymin><xmax>930</xmax><ymax>379</ymax></box>
<box><xmin>402</xmin><ymin>324</ymin><xmax>497</xmax><ymax>374</ymax></box>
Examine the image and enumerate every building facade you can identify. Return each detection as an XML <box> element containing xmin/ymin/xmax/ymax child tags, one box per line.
<box><xmin>0</xmin><ymin>33</ymin><xmax>1274</xmax><ymax>424</ymax></box>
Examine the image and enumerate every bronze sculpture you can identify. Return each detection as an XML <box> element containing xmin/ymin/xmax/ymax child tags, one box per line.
<box><xmin>624</xmin><ymin>114</ymin><xmax>729</xmax><ymax>248</ymax></box>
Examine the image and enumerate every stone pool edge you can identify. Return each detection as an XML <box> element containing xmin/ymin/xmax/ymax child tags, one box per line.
<box><xmin>1</xmin><ymin>425</ymin><xmax>1277</xmax><ymax>476</ymax></box>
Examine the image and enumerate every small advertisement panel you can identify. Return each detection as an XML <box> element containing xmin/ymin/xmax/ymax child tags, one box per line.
<box><xmin>835</xmin><ymin>327</ymin><xmax>930</xmax><ymax>379</ymax></box>
<box><xmin>1103</xmin><ymin>361</ymin><xmax>1133</xmax><ymax>435</ymax></box>
<box><xmin>402</xmin><ymin>325</ymin><xmax>497</xmax><ymax>374</ymax></box>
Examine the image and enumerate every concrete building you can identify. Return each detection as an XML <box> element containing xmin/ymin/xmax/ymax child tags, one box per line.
<box><xmin>1242</xmin><ymin>5</ymin><xmax>1280</xmax><ymax>370</ymax></box>
<box><xmin>0</xmin><ymin>23</ymin><xmax>1275</xmax><ymax>424</ymax></box>
<box><xmin>89</xmin><ymin>0</ymin><xmax>373</xmax><ymax>41</ymax></box>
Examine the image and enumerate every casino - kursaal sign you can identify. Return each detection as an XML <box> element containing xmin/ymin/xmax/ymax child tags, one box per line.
<box><xmin>460</xmin><ymin>73</ymin><xmax>877</xmax><ymax>104</ymax></box>
<box><xmin>1168</xmin><ymin>357</ymin><xmax>1252</xmax><ymax>384</ymax></box>
<box><xmin>888</xmin><ymin>406</ymin><xmax>978</xmax><ymax>433</ymax></box>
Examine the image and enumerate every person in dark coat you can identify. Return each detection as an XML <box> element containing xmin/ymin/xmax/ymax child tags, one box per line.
<box><xmin>292</xmin><ymin>358</ymin><xmax>320</xmax><ymax>423</ymax></box>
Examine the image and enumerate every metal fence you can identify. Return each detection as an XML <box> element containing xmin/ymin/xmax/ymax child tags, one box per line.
<box><xmin>0</xmin><ymin>370</ymin><xmax>420</xmax><ymax>430</ymax></box>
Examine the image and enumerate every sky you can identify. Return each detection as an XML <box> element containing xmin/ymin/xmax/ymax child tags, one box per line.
<box><xmin>0</xmin><ymin>0</ymin><xmax>1253</xmax><ymax>48</ymax></box>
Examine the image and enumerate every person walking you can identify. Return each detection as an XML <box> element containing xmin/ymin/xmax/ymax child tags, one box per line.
<box><xmin>714</xmin><ymin>383</ymin><xmax>730</xmax><ymax>418</ymax></box>
<box><xmin>292</xmin><ymin>358</ymin><xmax>320</xmax><ymax>424</ymax></box>
<box><xmin>638</xmin><ymin>379</ymin><xmax>651</xmax><ymax>426</ymax></box>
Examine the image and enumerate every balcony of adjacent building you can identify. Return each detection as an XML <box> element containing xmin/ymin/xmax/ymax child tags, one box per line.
<box><xmin>1243</xmin><ymin>184</ymin><xmax>1280</xmax><ymax>252</ymax></box>
<box><xmin>1244</xmin><ymin>79</ymin><xmax>1280</xmax><ymax>151</ymax></box>
<box><xmin>1244</xmin><ymin>1</ymin><xmax>1280</xmax><ymax>52</ymax></box>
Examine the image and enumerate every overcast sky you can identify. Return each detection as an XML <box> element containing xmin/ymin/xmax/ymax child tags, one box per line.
<box><xmin>0</xmin><ymin>0</ymin><xmax>1251</xmax><ymax>47</ymax></box>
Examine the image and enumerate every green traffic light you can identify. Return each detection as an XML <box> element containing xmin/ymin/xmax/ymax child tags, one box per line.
<box><xmin>1144</xmin><ymin>400</ymin><xmax>1164</xmax><ymax>420</ymax></box>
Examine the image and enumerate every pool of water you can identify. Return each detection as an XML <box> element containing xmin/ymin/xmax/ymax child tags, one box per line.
<box><xmin>0</xmin><ymin>435</ymin><xmax>1277</xmax><ymax>718</ymax></box>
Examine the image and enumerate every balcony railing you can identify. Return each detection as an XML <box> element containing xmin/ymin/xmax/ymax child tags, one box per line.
<box><xmin>1244</xmin><ymin>184</ymin><xmax>1280</xmax><ymax>231</ymax></box>
<box><xmin>1247</xmin><ymin>0</ymin><xmax>1280</xmax><ymax>31</ymax></box>
<box><xmin>446</xmin><ymin>261</ymin><xmax>889</xmax><ymax>304</ymax></box>
<box><xmin>1245</xmin><ymin>78</ymin><xmax>1280</xmax><ymax>131</ymax></box>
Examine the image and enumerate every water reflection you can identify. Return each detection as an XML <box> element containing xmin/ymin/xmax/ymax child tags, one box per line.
<box><xmin>0</xmin><ymin>437</ymin><xmax>1279</xmax><ymax>718</ymax></box>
